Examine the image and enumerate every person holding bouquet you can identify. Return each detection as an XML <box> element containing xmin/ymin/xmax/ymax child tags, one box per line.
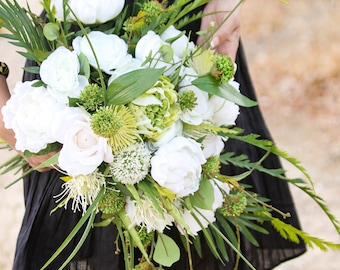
<box><xmin>0</xmin><ymin>0</ymin><xmax>306</xmax><ymax>269</ymax></box>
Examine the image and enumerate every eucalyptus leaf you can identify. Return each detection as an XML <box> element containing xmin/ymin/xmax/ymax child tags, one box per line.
<box><xmin>105</xmin><ymin>67</ymin><xmax>165</xmax><ymax>105</ymax></box>
<box><xmin>43</xmin><ymin>22</ymin><xmax>59</xmax><ymax>41</ymax></box>
<box><xmin>192</xmin><ymin>74</ymin><xmax>257</xmax><ymax>107</ymax></box>
<box><xmin>153</xmin><ymin>233</ymin><xmax>180</xmax><ymax>267</ymax></box>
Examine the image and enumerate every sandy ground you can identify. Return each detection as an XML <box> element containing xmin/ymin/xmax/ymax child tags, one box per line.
<box><xmin>1</xmin><ymin>0</ymin><xmax>340</xmax><ymax>269</ymax></box>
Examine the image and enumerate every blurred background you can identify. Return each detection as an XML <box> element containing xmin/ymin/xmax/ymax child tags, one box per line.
<box><xmin>1</xmin><ymin>0</ymin><xmax>340</xmax><ymax>269</ymax></box>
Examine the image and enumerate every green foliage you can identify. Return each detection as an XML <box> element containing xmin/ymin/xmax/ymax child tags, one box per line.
<box><xmin>272</xmin><ymin>217</ymin><xmax>340</xmax><ymax>251</ymax></box>
<box><xmin>153</xmin><ymin>233</ymin><xmax>180</xmax><ymax>266</ymax></box>
<box><xmin>192</xmin><ymin>74</ymin><xmax>258</xmax><ymax>107</ymax></box>
<box><xmin>0</xmin><ymin>0</ymin><xmax>51</xmax><ymax>63</ymax></box>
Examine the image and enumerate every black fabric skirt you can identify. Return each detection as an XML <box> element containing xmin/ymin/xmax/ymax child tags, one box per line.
<box><xmin>12</xmin><ymin>3</ymin><xmax>305</xmax><ymax>268</ymax></box>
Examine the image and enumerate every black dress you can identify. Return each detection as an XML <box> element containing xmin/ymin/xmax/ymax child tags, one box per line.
<box><xmin>12</xmin><ymin>4</ymin><xmax>306</xmax><ymax>269</ymax></box>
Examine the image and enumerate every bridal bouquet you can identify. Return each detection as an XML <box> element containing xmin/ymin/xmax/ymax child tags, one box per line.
<box><xmin>1</xmin><ymin>0</ymin><xmax>340</xmax><ymax>269</ymax></box>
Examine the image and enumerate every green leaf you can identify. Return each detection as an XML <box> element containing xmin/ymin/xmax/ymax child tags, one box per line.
<box><xmin>43</xmin><ymin>22</ymin><xmax>59</xmax><ymax>41</ymax></box>
<box><xmin>78</xmin><ymin>53</ymin><xmax>91</xmax><ymax>78</ymax></box>
<box><xmin>192</xmin><ymin>74</ymin><xmax>257</xmax><ymax>107</ymax></box>
<box><xmin>189</xmin><ymin>178</ymin><xmax>214</xmax><ymax>210</ymax></box>
<box><xmin>153</xmin><ymin>233</ymin><xmax>180</xmax><ymax>267</ymax></box>
<box><xmin>105</xmin><ymin>67</ymin><xmax>165</xmax><ymax>105</ymax></box>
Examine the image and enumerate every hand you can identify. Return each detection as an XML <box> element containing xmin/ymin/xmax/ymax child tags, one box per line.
<box><xmin>197</xmin><ymin>0</ymin><xmax>242</xmax><ymax>61</ymax></box>
<box><xmin>25</xmin><ymin>150</ymin><xmax>60</xmax><ymax>172</ymax></box>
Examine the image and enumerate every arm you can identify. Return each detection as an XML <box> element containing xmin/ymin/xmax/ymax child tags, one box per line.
<box><xmin>197</xmin><ymin>0</ymin><xmax>243</xmax><ymax>61</ymax></box>
<box><xmin>0</xmin><ymin>71</ymin><xmax>55</xmax><ymax>172</ymax></box>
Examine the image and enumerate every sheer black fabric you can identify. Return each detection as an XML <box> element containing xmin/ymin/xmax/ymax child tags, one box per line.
<box><xmin>12</xmin><ymin>2</ymin><xmax>305</xmax><ymax>269</ymax></box>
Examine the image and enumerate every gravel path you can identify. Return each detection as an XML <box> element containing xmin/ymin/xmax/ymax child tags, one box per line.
<box><xmin>1</xmin><ymin>0</ymin><xmax>340</xmax><ymax>269</ymax></box>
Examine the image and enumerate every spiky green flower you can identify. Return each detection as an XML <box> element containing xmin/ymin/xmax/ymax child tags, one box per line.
<box><xmin>178</xmin><ymin>89</ymin><xmax>197</xmax><ymax>111</ymax></box>
<box><xmin>78</xmin><ymin>84</ymin><xmax>104</xmax><ymax>112</ymax></box>
<box><xmin>220</xmin><ymin>192</ymin><xmax>247</xmax><ymax>217</ymax></box>
<box><xmin>90</xmin><ymin>105</ymin><xmax>139</xmax><ymax>153</ymax></box>
<box><xmin>98</xmin><ymin>188</ymin><xmax>126</xmax><ymax>215</ymax></box>
<box><xmin>212</xmin><ymin>54</ymin><xmax>235</xmax><ymax>84</ymax></box>
<box><xmin>110</xmin><ymin>143</ymin><xmax>151</xmax><ymax>185</ymax></box>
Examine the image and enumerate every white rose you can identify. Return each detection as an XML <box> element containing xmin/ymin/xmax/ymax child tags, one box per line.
<box><xmin>160</xmin><ymin>25</ymin><xmax>195</xmax><ymax>59</ymax></box>
<box><xmin>52</xmin><ymin>107</ymin><xmax>113</xmax><ymax>175</ymax></box>
<box><xmin>1</xmin><ymin>81</ymin><xmax>66</xmax><ymax>153</ymax></box>
<box><xmin>179</xmin><ymin>85</ymin><xmax>214</xmax><ymax>125</ymax></box>
<box><xmin>73</xmin><ymin>31</ymin><xmax>131</xmax><ymax>74</ymax></box>
<box><xmin>50</xmin><ymin>0</ymin><xmax>125</xmax><ymax>24</ymax></box>
<box><xmin>151</xmin><ymin>137</ymin><xmax>206</xmax><ymax>198</ymax></box>
<box><xmin>40</xmin><ymin>46</ymin><xmax>88</xmax><ymax>104</ymax></box>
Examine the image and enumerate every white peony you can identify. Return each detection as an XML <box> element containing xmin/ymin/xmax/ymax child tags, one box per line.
<box><xmin>151</xmin><ymin>137</ymin><xmax>206</xmax><ymax>198</ymax></box>
<box><xmin>125</xmin><ymin>196</ymin><xmax>174</xmax><ymax>233</ymax></box>
<box><xmin>135</xmin><ymin>30</ymin><xmax>164</xmax><ymax>63</ymax></box>
<box><xmin>208</xmin><ymin>80</ymin><xmax>240</xmax><ymax>127</ymax></box>
<box><xmin>52</xmin><ymin>107</ymin><xmax>113</xmax><ymax>175</ymax></box>
<box><xmin>201</xmin><ymin>135</ymin><xmax>225</xmax><ymax>158</ymax></box>
<box><xmin>147</xmin><ymin>120</ymin><xmax>183</xmax><ymax>151</ymax></box>
<box><xmin>177</xmin><ymin>179</ymin><xmax>230</xmax><ymax>236</ymax></box>
<box><xmin>160</xmin><ymin>25</ymin><xmax>195</xmax><ymax>59</ymax></box>
<box><xmin>40</xmin><ymin>46</ymin><xmax>88</xmax><ymax>104</ymax></box>
<box><xmin>208</xmin><ymin>94</ymin><xmax>240</xmax><ymax>127</ymax></box>
<box><xmin>72</xmin><ymin>31</ymin><xmax>131</xmax><ymax>74</ymax></box>
<box><xmin>50</xmin><ymin>0</ymin><xmax>125</xmax><ymax>24</ymax></box>
<box><xmin>178</xmin><ymin>207</ymin><xmax>215</xmax><ymax>236</ymax></box>
<box><xmin>108</xmin><ymin>58</ymin><xmax>144</xmax><ymax>83</ymax></box>
<box><xmin>179</xmin><ymin>85</ymin><xmax>214</xmax><ymax>125</ymax></box>
<box><xmin>1</xmin><ymin>81</ymin><xmax>66</xmax><ymax>153</ymax></box>
<box><xmin>135</xmin><ymin>30</ymin><xmax>181</xmax><ymax>76</ymax></box>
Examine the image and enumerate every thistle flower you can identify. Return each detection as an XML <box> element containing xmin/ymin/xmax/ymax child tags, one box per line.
<box><xmin>78</xmin><ymin>84</ymin><xmax>104</xmax><ymax>112</ymax></box>
<box><xmin>98</xmin><ymin>188</ymin><xmax>126</xmax><ymax>215</ymax></box>
<box><xmin>211</xmin><ymin>54</ymin><xmax>235</xmax><ymax>84</ymax></box>
<box><xmin>90</xmin><ymin>105</ymin><xmax>139</xmax><ymax>153</ymax></box>
<box><xmin>110</xmin><ymin>143</ymin><xmax>151</xmax><ymax>185</ymax></box>
<box><xmin>55</xmin><ymin>171</ymin><xmax>106</xmax><ymax>214</ymax></box>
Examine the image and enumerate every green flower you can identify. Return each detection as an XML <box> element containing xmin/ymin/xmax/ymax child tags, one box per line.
<box><xmin>202</xmin><ymin>155</ymin><xmax>221</xmax><ymax>179</ymax></box>
<box><xmin>178</xmin><ymin>89</ymin><xmax>197</xmax><ymax>111</ymax></box>
<box><xmin>141</xmin><ymin>1</ymin><xmax>166</xmax><ymax>24</ymax></box>
<box><xmin>211</xmin><ymin>54</ymin><xmax>235</xmax><ymax>84</ymax></box>
<box><xmin>98</xmin><ymin>188</ymin><xmax>126</xmax><ymax>215</ymax></box>
<box><xmin>220</xmin><ymin>192</ymin><xmax>247</xmax><ymax>217</ymax></box>
<box><xmin>90</xmin><ymin>105</ymin><xmax>139</xmax><ymax>153</ymax></box>
<box><xmin>78</xmin><ymin>84</ymin><xmax>104</xmax><ymax>112</ymax></box>
<box><xmin>130</xmin><ymin>76</ymin><xmax>179</xmax><ymax>141</ymax></box>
